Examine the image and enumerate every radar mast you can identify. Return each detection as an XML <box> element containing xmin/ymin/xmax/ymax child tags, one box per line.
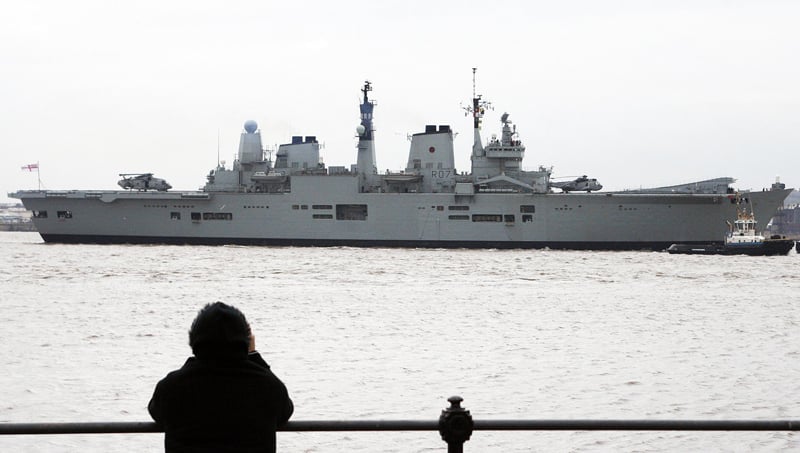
<box><xmin>464</xmin><ymin>68</ymin><xmax>491</xmax><ymax>157</ymax></box>
<box><xmin>356</xmin><ymin>80</ymin><xmax>378</xmax><ymax>191</ymax></box>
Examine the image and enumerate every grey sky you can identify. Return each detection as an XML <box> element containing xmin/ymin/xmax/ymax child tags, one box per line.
<box><xmin>3</xmin><ymin>0</ymin><xmax>799</xmax><ymax>202</ymax></box>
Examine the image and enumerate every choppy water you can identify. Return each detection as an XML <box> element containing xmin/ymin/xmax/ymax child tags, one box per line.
<box><xmin>1</xmin><ymin>232</ymin><xmax>799</xmax><ymax>452</ymax></box>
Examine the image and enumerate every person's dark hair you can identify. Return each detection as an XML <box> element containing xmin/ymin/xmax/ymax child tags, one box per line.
<box><xmin>188</xmin><ymin>302</ymin><xmax>250</xmax><ymax>358</ymax></box>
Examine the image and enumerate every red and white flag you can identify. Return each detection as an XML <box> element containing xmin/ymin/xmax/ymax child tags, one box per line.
<box><xmin>21</xmin><ymin>163</ymin><xmax>39</xmax><ymax>171</ymax></box>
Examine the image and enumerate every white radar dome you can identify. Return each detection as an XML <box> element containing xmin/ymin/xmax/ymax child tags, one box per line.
<box><xmin>356</xmin><ymin>124</ymin><xmax>366</xmax><ymax>135</ymax></box>
<box><xmin>244</xmin><ymin>120</ymin><xmax>258</xmax><ymax>134</ymax></box>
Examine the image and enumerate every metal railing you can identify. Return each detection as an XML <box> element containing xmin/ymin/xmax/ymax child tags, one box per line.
<box><xmin>1</xmin><ymin>396</ymin><xmax>798</xmax><ymax>452</ymax></box>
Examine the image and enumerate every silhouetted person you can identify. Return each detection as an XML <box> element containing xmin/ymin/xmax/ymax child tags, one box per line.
<box><xmin>149</xmin><ymin>302</ymin><xmax>293</xmax><ymax>452</ymax></box>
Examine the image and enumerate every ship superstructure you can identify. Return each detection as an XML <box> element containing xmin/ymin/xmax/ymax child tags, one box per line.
<box><xmin>10</xmin><ymin>71</ymin><xmax>793</xmax><ymax>249</ymax></box>
<box><xmin>202</xmin><ymin>75</ymin><xmax>551</xmax><ymax>198</ymax></box>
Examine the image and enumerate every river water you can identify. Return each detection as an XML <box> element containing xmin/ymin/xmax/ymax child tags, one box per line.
<box><xmin>1</xmin><ymin>232</ymin><xmax>798</xmax><ymax>452</ymax></box>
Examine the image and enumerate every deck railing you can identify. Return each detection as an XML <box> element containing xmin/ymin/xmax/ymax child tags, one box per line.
<box><xmin>1</xmin><ymin>397</ymin><xmax>797</xmax><ymax>452</ymax></box>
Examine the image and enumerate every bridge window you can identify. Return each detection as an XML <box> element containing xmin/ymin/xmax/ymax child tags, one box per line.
<box><xmin>522</xmin><ymin>214</ymin><xmax>533</xmax><ymax>223</ymax></box>
<box><xmin>448</xmin><ymin>215</ymin><xmax>469</xmax><ymax>220</ymax></box>
<box><xmin>191</xmin><ymin>212</ymin><xmax>201</xmax><ymax>221</ymax></box>
<box><xmin>472</xmin><ymin>214</ymin><xmax>502</xmax><ymax>222</ymax></box>
<box><xmin>202</xmin><ymin>212</ymin><xmax>233</xmax><ymax>220</ymax></box>
<box><xmin>313</xmin><ymin>214</ymin><xmax>333</xmax><ymax>219</ymax></box>
<box><xmin>504</xmin><ymin>215</ymin><xmax>515</xmax><ymax>223</ymax></box>
<box><xmin>170</xmin><ymin>212</ymin><xmax>181</xmax><ymax>220</ymax></box>
<box><xmin>336</xmin><ymin>204</ymin><xmax>368</xmax><ymax>221</ymax></box>
<box><xmin>520</xmin><ymin>205</ymin><xmax>536</xmax><ymax>213</ymax></box>
<box><xmin>448</xmin><ymin>205</ymin><xmax>469</xmax><ymax>211</ymax></box>
<box><xmin>33</xmin><ymin>210</ymin><xmax>47</xmax><ymax>218</ymax></box>
<box><xmin>312</xmin><ymin>205</ymin><xmax>332</xmax><ymax>210</ymax></box>
<box><xmin>57</xmin><ymin>210</ymin><xmax>72</xmax><ymax>219</ymax></box>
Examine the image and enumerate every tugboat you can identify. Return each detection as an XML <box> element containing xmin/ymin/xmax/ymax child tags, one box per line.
<box><xmin>667</xmin><ymin>196</ymin><xmax>794</xmax><ymax>256</ymax></box>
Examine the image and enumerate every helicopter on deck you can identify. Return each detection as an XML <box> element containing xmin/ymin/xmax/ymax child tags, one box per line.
<box><xmin>117</xmin><ymin>173</ymin><xmax>172</xmax><ymax>191</ymax></box>
<box><xmin>550</xmin><ymin>175</ymin><xmax>602</xmax><ymax>193</ymax></box>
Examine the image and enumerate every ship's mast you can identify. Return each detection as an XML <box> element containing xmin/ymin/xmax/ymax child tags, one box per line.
<box><xmin>465</xmin><ymin>68</ymin><xmax>491</xmax><ymax>157</ymax></box>
<box><xmin>360</xmin><ymin>81</ymin><xmax>374</xmax><ymax>140</ymax></box>
<box><xmin>356</xmin><ymin>80</ymin><xmax>378</xmax><ymax>191</ymax></box>
<box><xmin>471</xmin><ymin>68</ymin><xmax>480</xmax><ymax>129</ymax></box>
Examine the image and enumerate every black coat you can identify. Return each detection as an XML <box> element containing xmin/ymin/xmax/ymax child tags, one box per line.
<box><xmin>149</xmin><ymin>352</ymin><xmax>293</xmax><ymax>453</ymax></box>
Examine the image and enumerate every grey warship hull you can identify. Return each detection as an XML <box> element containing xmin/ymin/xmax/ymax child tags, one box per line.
<box><xmin>14</xmin><ymin>183</ymin><xmax>791</xmax><ymax>250</ymax></box>
<box><xmin>10</xmin><ymin>76</ymin><xmax>793</xmax><ymax>250</ymax></box>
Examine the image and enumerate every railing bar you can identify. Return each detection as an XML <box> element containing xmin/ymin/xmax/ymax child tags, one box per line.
<box><xmin>472</xmin><ymin>420</ymin><xmax>799</xmax><ymax>431</ymax></box>
<box><xmin>0</xmin><ymin>422</ymin><xmax>161</xmax><ymax>435</ymax></box>
<box><xmin>283</xmin><ymin>420</ymin><xmax>439</xmax><ymax>431</ymax></box>
<box><xmin>1</xmin><ymin>420</ymin><xmax>798</xmax><ymax>435</ymax></box>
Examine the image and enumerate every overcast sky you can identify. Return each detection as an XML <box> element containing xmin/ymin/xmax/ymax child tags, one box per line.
<box><xmin>2</xmin><ymin>0</ymin><xmax>799</xmax><ymax>203</ymax></box>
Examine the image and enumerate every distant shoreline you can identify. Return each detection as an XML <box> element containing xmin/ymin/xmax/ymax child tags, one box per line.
<box><xmin>0</xmin><ymin>223</ymin><xmax>36</xmax><ymax>232</ymax></box>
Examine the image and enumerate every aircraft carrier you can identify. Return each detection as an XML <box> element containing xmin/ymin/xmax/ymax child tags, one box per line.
<box><xmin>10</xmin><ymin>72</ymin><xmax>792</xmax><ymax>250</ymax></box>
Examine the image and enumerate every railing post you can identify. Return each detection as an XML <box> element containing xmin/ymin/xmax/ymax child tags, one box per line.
<box><xmin>438</xmin><ymin>396</ymin><xmax>474</xmax><ymax>453</ymax></box>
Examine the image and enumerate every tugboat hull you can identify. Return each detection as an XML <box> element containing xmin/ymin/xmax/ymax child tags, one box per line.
<box><xmin>667</xmin><ymin>239</ymin><xmax>794</xmax><ymax>256</ymax></box>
